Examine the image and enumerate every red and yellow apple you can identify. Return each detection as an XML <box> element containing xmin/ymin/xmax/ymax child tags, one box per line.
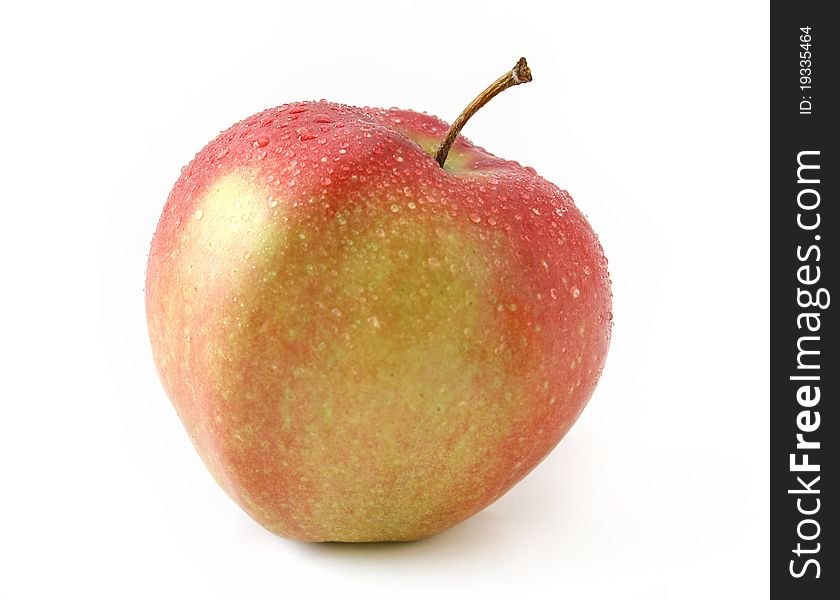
<box><xmin>146</xmin><ymin>70</ymin><xmax>611</xmax><ymax>541</ymax></box>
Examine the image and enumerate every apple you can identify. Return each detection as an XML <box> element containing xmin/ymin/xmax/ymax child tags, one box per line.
<box><xmin>146</xmin><ymin>59</ymin><xmax>612</xmax><ymax>542</ymax></box>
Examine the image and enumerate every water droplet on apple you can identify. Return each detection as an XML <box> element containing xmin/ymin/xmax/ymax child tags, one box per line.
<box><xmin>254</xmin><ymin>136</ymin><xmax>269</xmax><ymax>148</ymax></box>
<box><xmin>407</xmin><ymin>202</ymin><xmax>416</xmax><ymax>209</ymax></box>
<box><xmin>321</xmin><ymin>177</ymin><xmax>332</xmax><ymax>186</ymax></box>
<box><xmin>267</xmin><ymin>198</ymin><xmax>278</xmax><ymax>208</ymax></box>
<box><xmin>390</xmin><ymin>204</ymin><xmax>400</xmax><ymax>213</ymax></box>
<box><xmin>550</xmin><ymin>288</ymin><xmax>558</xmax><ymax>299</ymax></box>
<box><xmin>193</xmin><ymin>209</ymin><xmax>204</xmax><ymax>220</ymax></box>
<box><xmin>469</xmin><ymin>214</ymin><xmax>481</xmax><ymax>223</ymax></box>
<box><xmin>570</xmin><ymin>287</ymin><xmax>581</xmax><ymax>298</ymax></box>
<box><xmin>297</xmin><ymin>128</ymin><xmax>317</xmax><ymax>141</ymax></box>
<box><xmin>216</xmin><ymin>148</ymin><xmax>229</xmax><ymax>159</ymax></box>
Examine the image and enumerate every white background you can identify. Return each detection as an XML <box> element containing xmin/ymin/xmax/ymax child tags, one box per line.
<box><xmin>1</xmin><ymin>1</ymin><xmax>768</xmax><ymax>598</ymax></box>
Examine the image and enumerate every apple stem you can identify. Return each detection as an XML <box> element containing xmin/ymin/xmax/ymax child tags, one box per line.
<box><xmin>434</xmin><ymin>57</ymin><xmax>533</xmax><ymax>168</ymax></box>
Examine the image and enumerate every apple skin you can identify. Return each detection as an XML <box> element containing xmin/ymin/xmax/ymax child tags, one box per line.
<box><xmin>146</xmin><ymin>100</ymin><xmax>611</xmax><ymax>542</ymax></box>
